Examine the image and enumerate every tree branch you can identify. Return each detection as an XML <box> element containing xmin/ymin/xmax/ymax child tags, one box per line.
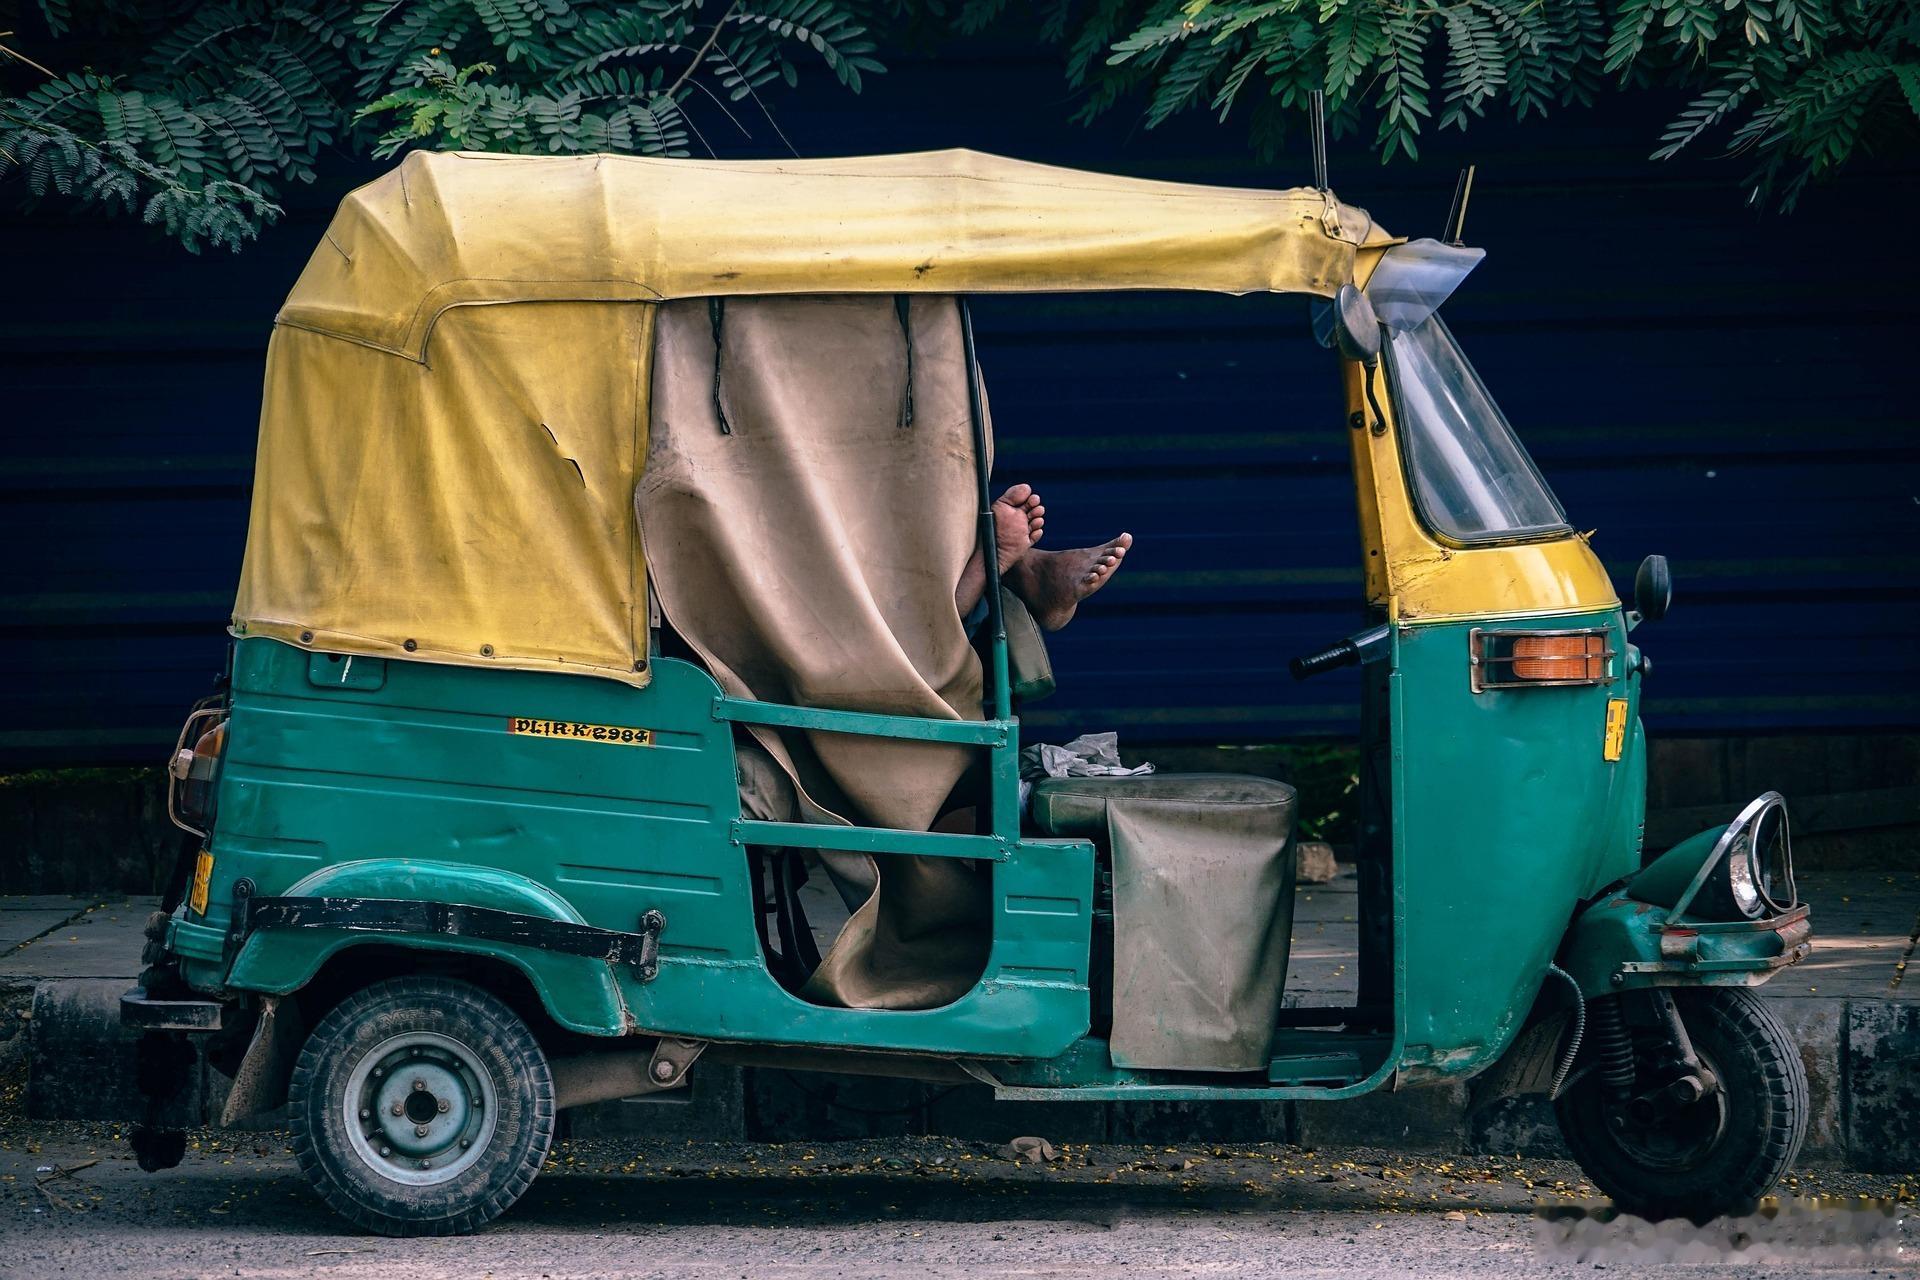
<box><xmin>666</xmin><ymin>0</ymin><xmax>743</xmax><ymax>100</ymax></box>
<box><xmin>0</xmin><ymin>32</ymin><xmax>58</xmax><ymax>79</ymax></box>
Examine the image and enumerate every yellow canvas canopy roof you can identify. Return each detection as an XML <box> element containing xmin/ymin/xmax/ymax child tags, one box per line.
<box><xmin>278</xmin><ymin>149</ymin><xmax>1394</xmax><ymax>359</ymax></box>
<box><xmin>236</xmin><ymin>149</ymin><xmax>1395</xmax><ymax>687</ymax></box>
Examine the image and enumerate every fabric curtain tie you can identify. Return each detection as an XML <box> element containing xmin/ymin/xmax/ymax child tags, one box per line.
<box><xmin>708</xmin><ymin>296</ymin><xmax>733</xmax><ymax>435</ymax></box>
<box><xmin>895</xmin><ymin>296</ymin><xmax>914</xmax><ymax>428</ymax></box>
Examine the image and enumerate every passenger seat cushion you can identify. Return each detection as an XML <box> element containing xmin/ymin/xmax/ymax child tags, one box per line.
<box><xmin>1029</xmin><ymin>772</ymin><xmax>1296</xmax><ymax>839</ymax></box>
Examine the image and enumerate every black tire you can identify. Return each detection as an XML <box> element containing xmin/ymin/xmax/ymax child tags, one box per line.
<box><xmin>289</xmin><ymin>976</ymin><xmax>555</xmax><ymax>1236</ymax></box>
<box><xmin>1556</xmin><ymin>987</ymin><xmax>1807</xmax><ymax>1222</ymax></box>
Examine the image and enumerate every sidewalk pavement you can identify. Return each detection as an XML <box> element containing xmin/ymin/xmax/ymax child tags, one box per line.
<box><xmin>0</xmin><ymin>895</ymin><xmax>180</xmax><ymax>1124</ymax></box>
<box><xmin>2</xmin><ymin>872</ymin><xmax>1913</xmax><ymax>1170</ymax></box>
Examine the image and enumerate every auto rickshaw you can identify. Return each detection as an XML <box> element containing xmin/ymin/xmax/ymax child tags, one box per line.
<box><xmin>125</xmin><ymin>149</ymin><xmax>1812</xmax><ymax>1237</ymax></box>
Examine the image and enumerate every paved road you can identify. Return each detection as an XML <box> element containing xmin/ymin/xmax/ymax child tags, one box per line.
<box><xmin>0</xmin><ymin>1121</ymin><xmax>1910</xmax><ymax>1278</ymax></box>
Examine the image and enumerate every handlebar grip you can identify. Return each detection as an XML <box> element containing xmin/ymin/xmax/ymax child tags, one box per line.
<box><xmin>1290</xmin><ymin>641</ymin><xmax>1358</xmax><ymax>681</ymax></box>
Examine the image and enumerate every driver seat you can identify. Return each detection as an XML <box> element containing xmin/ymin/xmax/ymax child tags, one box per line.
<box><xmin>1028</xmin><ymin>772</ymin><xmax>1298</xmax><ymax>838</ymax></box>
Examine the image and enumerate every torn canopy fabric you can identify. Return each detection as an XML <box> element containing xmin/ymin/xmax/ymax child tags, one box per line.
<box><xmin>232</xmin><ymin>303</ymin><xmax>652</xmax><ymax>683</ymax></box>
<box><xmin>641</xmin><ymin>295</ymin><xmax>993</xmax><ymax>1010</ymax></box>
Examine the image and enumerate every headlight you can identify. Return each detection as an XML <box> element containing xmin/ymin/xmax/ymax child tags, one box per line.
<box><xmin>1749</xmin><ymin>797</ymin><xmax>1796</xmax><ymax>912</ymax></box>
<box><xmin>1697</xmin><ymin>793</ymin><xmax>1794</xmax><ymax>921</ymax></box>
<box><xmin>1724</xmin><ymin>830</ymin><xmax>1762</xmax><ymax>917</ymax></box>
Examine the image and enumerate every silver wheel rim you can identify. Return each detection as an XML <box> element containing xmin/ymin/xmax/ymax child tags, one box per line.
<box><xmin>342</xmin><ymin>1030</ymin><xmax>498</xmax><ymax>1187</ymax></box>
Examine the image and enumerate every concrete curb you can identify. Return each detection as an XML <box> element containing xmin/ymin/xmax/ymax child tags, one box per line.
<box><xmin>25</xmin><ymin>978</ymin><xmax>213</xmax><ymax>1123</ymax></box>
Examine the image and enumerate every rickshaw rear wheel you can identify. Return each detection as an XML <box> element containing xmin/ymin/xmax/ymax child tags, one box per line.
<box><xmin>1555</xmin><ymin>987</ymin><xmax>1806</xmax><ymax>1223</ymax></box>
<box><xmin>289</xmin><ymin>975</ymin><xmax>556</xmax><ymax>1236</ymax></box>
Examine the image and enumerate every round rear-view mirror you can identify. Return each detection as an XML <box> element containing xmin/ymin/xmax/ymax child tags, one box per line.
<box><xmin>1635</xmin><ymin>554</ymin><xmax>1672</xmax><ymax>621</ymax></box>
<box><xmin>1331</xmin><ymin>284</ymin><xmax>1381</xmax><ymax>369</ymax></box>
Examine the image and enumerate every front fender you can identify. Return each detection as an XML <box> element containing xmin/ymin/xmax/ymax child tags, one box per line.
<box><xmin>224</xmin><ymin>859</ymin><xmax>631</xmax><ymax>1035</ymax></box>
<box><xmin>1559</xmin><ymin>829</ymin><xmax>1812</xmax><ymax>998</ymax></box>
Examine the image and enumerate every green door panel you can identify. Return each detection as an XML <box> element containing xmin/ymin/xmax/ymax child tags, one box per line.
<box><xmin>1390</xmin><ymin>609</ymin><xmax>1641</xmax><ymax>1079</ymax></box>
<box><xmin>202</xmin><ymin>638</ymin><xmax>1092</xmax><ymax>1059</ymax></box>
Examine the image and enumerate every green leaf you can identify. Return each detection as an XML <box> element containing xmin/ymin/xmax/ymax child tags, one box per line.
<box><xmin>1322</xmin><ymin>0</ymin><xmax>1380</xmax><ymax>96</ymax></box>
<box><xmin>1145</xmin><ymin>33</ymin><xmax>1233</xmax><ymax>125</ymax></box>
<box><xmin>1110</xmin><ymin>13</ymin><xmax>1224</xmax><ymax>64</ymax></box>
<box><xmin>1893</xmin><ymin>63</ymin><xmax>1920</xmax><ymax>121</ymax></box>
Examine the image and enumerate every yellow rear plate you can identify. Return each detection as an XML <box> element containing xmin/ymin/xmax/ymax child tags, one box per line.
<box><xmin>508</xmin><ymin>717</ymin><xmax>653</xmax><ymax>747</ymax></box>
<box><xmin>188</xmin><ymin>849</ymin><xmax>214</xmax><ymax>916</ymax></box>
<box><xmin>1603</xmin><ymin>699</ymin><xmax>1630</xmax><ymax>762</ymax></box>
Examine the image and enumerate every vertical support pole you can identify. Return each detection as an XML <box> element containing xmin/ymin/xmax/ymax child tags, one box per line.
<box><xmin>958</xmin><ymin>299</ymin><xmax>1020</xmax><ymax>839</ymax></box>
<box><xmin>1309</xmin><ymin>90</ymin><xmax>1329</xmax><ymax>193</ymax></box>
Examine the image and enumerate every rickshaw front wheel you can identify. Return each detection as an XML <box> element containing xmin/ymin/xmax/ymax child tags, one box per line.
<box><xmin>289</xmin><ymin>975</ymin><xmax>556</xmax><ymax>1236</ymax></box>
<box><xmin>1555</xmin><ymin>987</ymin><xmax>1807</xmax><ymax>1223</ymax></box>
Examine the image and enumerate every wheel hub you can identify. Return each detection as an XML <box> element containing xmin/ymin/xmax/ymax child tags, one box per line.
<box><xmin>1605</xmin><ymin>1046</ymin><xmax>1730</xmax><ymax>1172</ymax></box>
<box><xmin>343</xmin><ymin>1031</ymin><xmax>497</xmax><ymax>1186</ymax></box>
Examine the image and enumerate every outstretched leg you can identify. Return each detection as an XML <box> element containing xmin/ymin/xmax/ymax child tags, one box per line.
<box><xmin>1008</xmin><ymin>531</ymin><xmax>1132</xmax><ymax>632</ymax></box>
<box><xmin>954</xmin><ymin>484</ymin><xmax>1045</xmax><ymax>617</ymax></box>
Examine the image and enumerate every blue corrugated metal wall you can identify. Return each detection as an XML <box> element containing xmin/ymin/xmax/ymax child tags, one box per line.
<box><xmin>4</xmin><ymin>48</ymin><xmax>1917</xmax><ymax>762</ymax></box>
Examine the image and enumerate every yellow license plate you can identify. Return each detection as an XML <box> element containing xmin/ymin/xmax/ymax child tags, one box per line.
<box><xmin>508</xmin><ymin>717</ymin><xmax>654</xmax><ymax>747</ymax></box>
<box><xmin>1603</xmin><ymin>698</ymin><xmax>1630</xmax><ymax>762</ymax></box>
<box><xmin>188</xmin><ymin>849</ymin><xmax>214</xmax><ymax>916</ymax></box>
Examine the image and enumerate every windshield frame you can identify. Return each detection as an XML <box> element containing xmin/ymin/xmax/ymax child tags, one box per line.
<box><xmin>1380</xmin><ymin>315</ymin><xmax>1572</xmax><ymax>549</ymax></box>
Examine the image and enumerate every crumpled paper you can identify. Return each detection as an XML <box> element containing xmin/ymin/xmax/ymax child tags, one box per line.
<box><xmin>1003</xmin><ymin>1136</ymin><xmax>1061</xmax><ymax>1164</ymax></box>
<box><xmin>1019</xmin><ymin>731</ymin><xmax>1155</xmax><ymax>782</ymax></box>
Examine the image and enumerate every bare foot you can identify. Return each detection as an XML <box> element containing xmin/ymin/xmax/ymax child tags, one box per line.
<box><xmin>1010</xmin><ymin>532</ymin><xmax>1132</xmax><ymax>632</ymax></box>
<box><xmin>993</xmin><ymin>483</ymin><xmax>1044</xmax><ymax>573</ymax></box>
<box><xmin>959</xmin><ymin>485</ymin><xmax>1047</xmax><ymax>615</ymax></box>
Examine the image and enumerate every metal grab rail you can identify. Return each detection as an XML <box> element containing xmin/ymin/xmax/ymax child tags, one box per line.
<box><xmin>731</xmin><ymin>819</ymin><xmax>1010</xmax><ymax>862</ymax></box>
<box><xmin>713</xmin><ymin>695</ymin><xmax>1010</xmax><ymax>747</ymax></box>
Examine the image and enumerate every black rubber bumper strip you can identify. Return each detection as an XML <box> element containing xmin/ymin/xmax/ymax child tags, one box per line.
<box><xmin>231</xmin><ymin>891</ymin><xmax>666</xmax><ymax>981</ymax></box>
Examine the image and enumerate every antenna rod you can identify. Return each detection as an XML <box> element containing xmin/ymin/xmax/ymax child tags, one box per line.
<box><xmin>1309</xmin><ymin>91</ymin><xmax>1329</xmax><ymax>192</ymax></box>
<box><xmin>1446</xmin><ymin>164</ymin><xmax>1476</xmax><ymax>244</ymax></box>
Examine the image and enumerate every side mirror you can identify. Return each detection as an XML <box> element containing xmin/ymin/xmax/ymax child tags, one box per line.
<box><xmin>1634</xmin><ymin>554</ymin><xmax>1672</xmax><ymax>622</ymax></box>
<box><xmin>1331</xmin><ymin>284</ymin><xmax>1381</xmax><ymax>369</ymax></box>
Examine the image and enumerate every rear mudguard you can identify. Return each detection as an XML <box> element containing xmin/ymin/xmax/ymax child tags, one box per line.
<box><xmin>1558</xmin><ymin>825</ymin><xmax>1811</xmax><ymax>999</ymax></box>
<box><xmin>223</xmin><ymin>859</ymin><xmax>632</xmax><ymax>1035</ymax></box>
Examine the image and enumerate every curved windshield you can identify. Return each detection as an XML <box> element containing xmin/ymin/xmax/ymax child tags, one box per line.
<box><xmin>1385</xmin><ymin>316</ymin><xmax>1568</xmax><ymax>544</ymax></box>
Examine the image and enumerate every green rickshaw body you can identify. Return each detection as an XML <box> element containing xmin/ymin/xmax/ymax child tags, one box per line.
<box><xmin>169</xmin><ymin>603</ymin><xmax>1694</xmax><ymax>1096</ymax></box>
<box><xmin>153</xmin><ymin>397</ymin><xmax>1807</xmax><ymax>1109</ymax></box>
<box><xmin>157</xmin><ymin>336</ymin><xmax>1800</xmax><ymax>1100</ymax></box>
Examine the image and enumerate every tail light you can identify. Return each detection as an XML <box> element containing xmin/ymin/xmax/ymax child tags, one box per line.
<box><xmin>167</xmin><ymin>707</ymin><xmax>228</xmax><ymax>836</ymax></box>
<box><xmin>1470</xmin><ymin>627</ymin><xmax>1615</xmax><ymax>692</ymax></box>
